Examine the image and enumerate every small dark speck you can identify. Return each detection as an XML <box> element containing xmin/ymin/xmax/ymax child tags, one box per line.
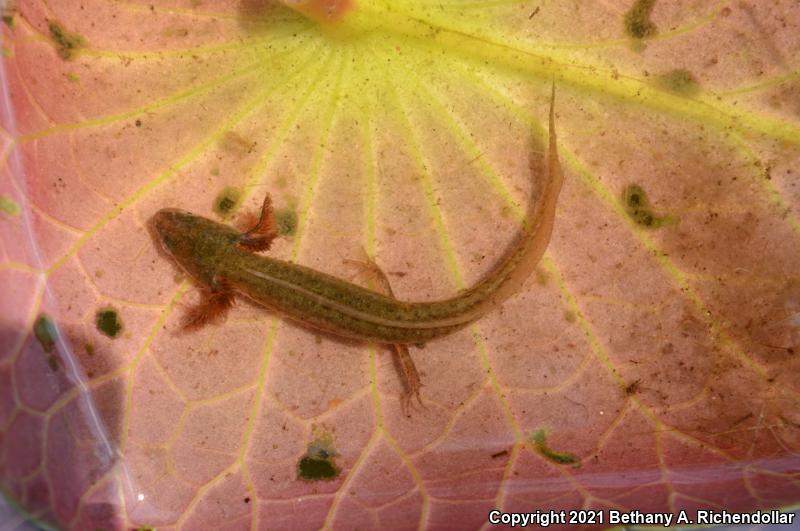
<box><xmin>135</xmin><ymin>119</ymin><xmax>142</xmax><ymax>127</ymax></box>
<box><xmin>624</xmin><ymin>380</ymin><xmax>641</xmax><ymax>395</ymax></box>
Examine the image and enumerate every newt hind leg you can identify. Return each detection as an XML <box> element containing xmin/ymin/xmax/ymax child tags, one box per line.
<box><xmin>391</xmin><ymin>344</ymin><xmax>424</xmax><ymax>415</ymax></box>
<box><xmin>181</xmin><ymin>278</ymin><xmax>235</xmax><ymax>331</ymax></box>
<box><xmin>344</xmin><ymin>251</ymin><xmax>425</xmax><ymax>414</ymax></box>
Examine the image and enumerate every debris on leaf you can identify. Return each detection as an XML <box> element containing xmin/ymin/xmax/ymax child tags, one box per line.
<box><xmin>624</xmin><ymin>379</ymin><xmax>642</xmax><ymax>395</ymax></box>
<box><xmin>213</xmin><ymin>186</ymin><xmax>243</xmax><ymax>218</ymax></box>
<box><xmin>297</xmin><ymin>431</ymin><xmax>339</xmax><ymax>481</ymax></box>
<box><xmin>275</xmin><ymin>207</ymin><xmax>298</xmax><ymax>236</ymax></box>
<box><xmin>48</xmin><ymin>20</ymin><xmax>86</xmax><ymax>60</ymax></box>
<box><xmin>622</xmin><ymin>184</ymin><xmax>676</xmax><ymax>229</ymax></box>
<box><xmin>1</xmin><ymin>1</ymin><xmax>16</xmax><ymax>28</ymax></box>
<box><xmin>220</xmin><ymin>131</ymin><xmax>256</xmax><ymax>155</ymax></box>
<box><xmin>530</xmin><ymin>429</ymin><xmax>579</xmax><ymax>466</ymax></box>
<box><xmin>33</xmin><ymin>314</ymin><xmax>61</xmax><ymax>371</ymax></box>
<box><xmin>0</xmin><ymin>195</ymin><xmax>21</xmax><ymax>217</ymax></box>
<box><xmin>33</xmin><ymin>314</ymin><xmax>57</xmax><ymax>353</ymax></box>
<box><xmin>298</xmin><ymin>456</ymin><xmax>338</xmax><ymax>480</ymax></box>
<box><xmin>654</xmin><ymin>69</ymin><xmax>700</xmax><ymax>97</ymax></box>
<box><xmin>624</xmin><ymin>0</ymin><xmax>658</xmax><ymax>39</ymax></box>
<box><xmin>95</xmin><ymin>307</ymin><xmax>123</xmax><ymax>338</ymax></box>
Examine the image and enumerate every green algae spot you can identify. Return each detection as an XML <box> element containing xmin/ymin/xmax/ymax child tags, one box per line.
<box><xmin>213</xmin><ymin>186</ymin><xmax>243</xmax><ymax>218</ymax></box>
<box><xmin>624</xmin><ymin>0</ymin><xmax>657</xmax><ymax>39</ymax></box>
<box><xmin>298</xmin><ymin>456</ymin><xmax>338</xmax><ymax>480</ymax></box>
<box><xmin>66</xmin><ymin>72</ymin><xmax>80</xmax><ymax>82</ymax></box>
<box><xmin>95</xmin><ymin>307</ymin><xmax>122</xmax><ymax>338</ymax></box>
<box><xmin>2</xmin><ymin>15</ymin><xmax>14</xmax><ymax>28</ymax></box>
<box><xmin>622</xmin><ymin>184</ymin><xmax>676</xmax><ymax>229</ymax></box>
<box><xmin>530</xmin><ymin>429</ymin><xmax>579</xmax><ymax>466</ymax></box>
<box><xmin>275</xmin><ymin>208</ymin><xmax>298</xmax><ymax>236</ymax></box>
<box><xmin>654</xmin><ymin>69</ymin><xmax>700</xmax><ymax>97</ymax></box>
<box><xmin>48</xmin><ymin>20</ymin><xmax>86</xmax><ymax>60</ymax></box>
<box><xmin>0</xmin><ymin>195</ymin><xmax>21</xmax><ymax>217</ymax></box>
<box><xmin>85</xmin><ymin>343</ymin><xmax>95</xmax><ymax>356</ymax></box>
<box><xmin>47</xmin><ymin>355</ymin><xmax>60</xmax><ymax>372</ymax></box>
<box><xmin>297</xmin><ymin>432</ymin><xmax>339</xmax><ymax>481</ymax></box>
<box><xmin>34</xmin><ymin>314</ymin><xmax>57</xmax><ymax>353</ymax></box>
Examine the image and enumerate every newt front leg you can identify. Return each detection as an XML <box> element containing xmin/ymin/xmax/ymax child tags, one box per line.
<box><xmin>180</xmin><ymin>195</ymin><xmax>279</xmax><ymax>330</ymax></box>
<box><xmin>182</xmin><ymin>278</ymin><xmax>236</xmax><ymax>330</ymax></box>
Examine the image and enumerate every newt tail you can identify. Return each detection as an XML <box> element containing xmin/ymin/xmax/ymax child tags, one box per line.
<box><xmin>150</xmin><ymin>87</ymin><xmax>564</xmax><ymax>344</ymax></box>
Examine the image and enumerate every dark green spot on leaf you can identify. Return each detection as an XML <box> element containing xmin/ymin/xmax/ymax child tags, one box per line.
<box><xmin>297</xmin><ymin>457</ymin><xmax>338</xmax><ymax>480</ymax></box>
<box><xmin>275</xmin><ymin>208</ymin><xmax>298</xmax><ymax>236</ymax></box>
<box><xmin>213</xmin><ymin>186</ymin><xmax>242</xmax><ymax>218</ymax></box>
<box><xmin>2</xmin><ymin>15</ymin><xmax>14</xmax><ymax>28</ymax></box>
<box><xmin>530</xmin><ymin>429</ymin><xmax>579</xmax><ymax>466</ymax></box>
<box><xmin>34</xmin><ymin>314</ymin><xmax>57</xmax><ymax>353</ymax></box>
<box><xmin>624</xmin><ymin>0</ymin><xmax>657</xmax><ymax>39</ymax></box>
<box><xmin>48</xmin><ymin>20</ymin><xmax>86</xmax><ymax>60</ymax></box>
<box><xmin>96</xmin><ymin>307</ymin><xmax>122</xmax><ymax>338</ymax></box>
<box><xmin>298</xmin><ymin>433</ymin><xmax>339</xmax><ymax>481</ymax></box>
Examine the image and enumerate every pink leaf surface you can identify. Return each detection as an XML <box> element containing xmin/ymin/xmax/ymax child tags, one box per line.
<box><xmin>1</xmin><ymin>1</ymin><xmax>800</xmax><ymax>529</ymax></box>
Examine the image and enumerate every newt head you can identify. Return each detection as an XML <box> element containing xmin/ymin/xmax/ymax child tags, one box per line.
<box><xmin>150</xmin><ymin>208</ymin><xmax>242</xmax><ymax>277</ymax></box>
<box><xmin>150</xmin><ymin>208</ymin><xmax>196</xmax><ymax>259</ymax></box>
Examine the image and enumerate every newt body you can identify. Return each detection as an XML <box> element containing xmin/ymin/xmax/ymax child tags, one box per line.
<box><xmin>151</xmin><ymin>89</ymin><xmax>563</xmax><ymax>344</ymax></box>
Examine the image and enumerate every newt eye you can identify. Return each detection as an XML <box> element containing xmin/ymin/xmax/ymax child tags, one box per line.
<box><xmin>159</xmin><ymin>235</ymin><xmax>177</xmax><ymax>253</ymax></box>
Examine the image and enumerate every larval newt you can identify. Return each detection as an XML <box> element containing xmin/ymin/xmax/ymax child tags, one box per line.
<box><xmin>150</xmin><ymin>87</ymin><xmax>564</xmax><ymax>345</ymax></box>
